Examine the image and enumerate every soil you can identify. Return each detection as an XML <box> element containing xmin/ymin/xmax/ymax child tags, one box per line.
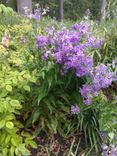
<box><xmin>30</xmin><ymin>131</ymin><xmax>86</xmax><ymax>156</ymax></box>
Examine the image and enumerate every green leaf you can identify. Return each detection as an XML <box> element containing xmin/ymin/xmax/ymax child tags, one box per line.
<box><xmin>21</xmin><ymin>132</ymin><xmax>31</xmax><ymax>137</ymax></box>
<box><xmin>16</xmin><ymin>144</ymin><xmax>30</xmax><ymax>155</ymax></box>
<box><xmin>0</xmin><ymin>120</ymin><xmax>5</xmax><ymax>129</ymax></box>
<box><xmin>108</xmin><ymin>132</ymin><xmax>114</xmax><ymax>141</ymax></box>
<box><xmin>10</xmin><ymin>100</ymin><xmax>21</xmax><ymax>107</ymax></box>
<box><xmin>0</xmin><ymin>133</ymin><xmax>6</xmax><ymax>143</ymax></box>
<box><xmin>3</xmin><ymin>148</ymin><xmax>8</xmax><ymax>156</ymax></box>
<box><xmin>0</xmin><ymin>90</ymin><xmax>8</xmax><ymax>98</ymax></box>
<box><xmin>38</xmin><ymin>88</ymin><xmax>47</xmax><ymax>104</ymax></box>
<box><xmin>6</xmin><ymin>85</ymin><xmax>12</xmax><ymax>92</ymax></box>
<box><xmin>12</xmin><ymin>78</ymin><xmax>18</xmax><ymax>84</ymax></box>
<box><xmin>23</xmin><ymin>85</ymin><xmax>30</xmax><ymax>91</ymax></box>
<box><xmin>11</xmin><ymin>137</ymin><xmax>19</xmax><ymax>146</ymax></box>
<box><xmin>51</xmin><ymin>118</ymin><xmax>58</xmax><ymax>134</ymax></box>
<box><xmin>5</xmin><ymin>114</ymin><xmax>15</xmax><ymax>121</ymax></box>
<box><xmin>6</xmin><ymin>121</ymin><xmax>14</xmax><ymax>129</ymax></box>
<box><xmin>32</xmin><ymin>109</ymin><xmax>40</xmax><ymax>124</ymax></box>
<box><xmin>28</xmin><ymin>140</ymin><xmax>37</xmax><ymax>149</ymax></box>
<box><xmin>10</xmin><ymin>146</ymin><xmax>15</xmax><ymax>156</ymax></box>
<box><xmin>5</xmin><ymin>135</ymin><xmax>11</xmax><ymax>144</ymax></box>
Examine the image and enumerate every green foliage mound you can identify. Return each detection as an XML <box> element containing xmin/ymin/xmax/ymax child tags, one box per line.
<box><xmin>0</xmin><ymin>21</ymin><xmax>37</xmax><ymax>155</ymax></box>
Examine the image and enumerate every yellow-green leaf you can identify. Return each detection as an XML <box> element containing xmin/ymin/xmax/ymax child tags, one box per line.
<box><xmin>28</xmin><ymin>140</ymin><xmax>37</xmax><ymax>149</ymax></box>
<box><xmin>3</xmin><ymin>148</ymin><xmax>8</xmax><ymax>156</ymax></box>
<box><xmin>6</xmin><ymin>85</ymin><xmax>12</xmax><ymax>92</ymax></box>
<box><xmin>0</xmin><ymin>120</ymin><xmax>5</xmax><ymax>129</ymax></box>
<box><xmin>6</xmin><ymin>121</ymin><xmax>14</xmax><ymax>129</ymax></box>
<box><xmin>23</xmin><ymin>85</ymin><xmax>30</xmax><ymax>91</ymax></box>
<box><xmin>10</xmin><ymin>100</ymin><xmax>21</xmax><ymax>107</ymax></box>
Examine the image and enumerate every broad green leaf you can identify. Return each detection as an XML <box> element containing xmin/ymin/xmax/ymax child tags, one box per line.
<box><xmin>10</xmin><ymin>100</ymin><xmax>21</xmax><ymax>107</ymax></box>
<box><xmin>16</xmin><ymin>144</ymin><xmax>30</xmax><ymax>155</ymax></box>
<box><xmin>6</xmin><ymin>85</ymin><xmax>12</xmax><ymax>92</ymax></box>
<box><xmin>18</xmin><ymin>75</ymin><xmax>23</xmax><ymax>82</ymax></box>
<box><xmin>5</xmin><ymin>135</ymin><xmax>11</xmax><ymax>144</ymax></box>
<box><xmin>32</xmin><ymin>109</ymin><xmax>40</xmax><ymax>124</ymax></box>
<box><xmin>108</xmin><ymin>132</ymin><xmax>114</xmax><ymax>141</ymax></box>
<box><xmin>21</xmin><ymin>132</ymin><xmax>31</xmax><ymax>137</ymax></box>
<box><xmin>28</xmin><ymin>140</ymin><xmax>37</xmax><ymax>149</ymax></box>
<box><xmin>10</xmin><ymin>146</ymin><xmax>15</xmax><ymax>156</ymax></box>
<box><xmin>0</xmin><ymin>133</ymin><xmax>6</xmax><ymax>143</ymax></box>
<box><xmin>6</xmin><ymin>121</ymin><xmax>14</xmax><ymax>129</ymax></box>
<box><xmin>0</xmin><ymin>120</ymin><xmax>5</xmax><ymax>129</ymax></box>
<box><xmin>12</xmin><ymin>78</ymin><xmax>18</xmax><ymax>84</ymax></box>
<box><xmin>5</xmin><ymin>114</ymin><xmax>15</xmax><ymax>121</ymax></box>
<box><xmin>0</xmin><ymin>90</ymin><xmax>8</xmax><ymax>98</ymax></box>
<box><xmin>3</xmin><ymin>148</ymin><xmax>8</xmax><ymax>156</ymax></box>
<box><xmin>23</xmin><ymin>85</ymin><xmax>30</xmax><ymax>91</ymax></box>
<box><xmin>11</xmin><ymin>137</ymin><xmax>19</xmax><ymax>146</ymax></box>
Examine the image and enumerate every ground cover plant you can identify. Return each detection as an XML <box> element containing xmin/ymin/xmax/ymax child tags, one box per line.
<box><xmin>0</xmin><ymin>4</ymin><xmax>117</xmax><ymax>156</ymax></box>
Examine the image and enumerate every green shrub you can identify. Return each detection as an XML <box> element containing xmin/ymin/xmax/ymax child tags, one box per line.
<box><xmin>0</xmin><ymin>4</ymin><xmax>22</xmax><ymax>26</ymax></box>
<box><xmin>33</xmin><ymin>0</ymin><xmax>101</xmax><ymax>20</ymax></box>
<box><xmin>0</xmin><ymin>22</ymin><xmax>37</xmax><ymax>155</ymax></box>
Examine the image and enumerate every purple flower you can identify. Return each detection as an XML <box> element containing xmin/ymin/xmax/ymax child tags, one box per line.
<box><xmin>72</xmin><ymin>23</ymin><xmax>79</xmax><ymax>30</ymax></box>
<box><xmin>95</xmin><ymin>39</ymin><xmax>103</xmax><ymax>48</ymax></box>
<box><xmin>101</xmin><ymin>144</ymin><xmax>108</xmax><ymax>151</ymax></box>
<box><xmin>84</xmin><ymin>98</ymin><xmax>92</xmax><ymax>105</ymax></box>
<box><xmin>102</xmin><ymin>151</ymin><xmax>108</xmax><ymax>156</ymax></box>
<box><xmin>36</xmin><ymin>36</ymin><xmax>49</xmax><ymax>48</ymax></box>
<box><xmin>33</xmin><ymin>8</ymin><xmax>41</xmax><ymax>20</ymax></box>
<box><xmin>80</xmin><ymin>84</ymin><xmax>93</xmax><ymax>99</ymax></box>
<box><xmin>101</xmin><ymin>144</ymin><xmax>109</xmax><ymax>156</ymax></box>
<box><xmin>36</xmin><ymin>21</ymin><xmax>115</xmax><ymax>105</ymax></box>
<box><xmin>26</xmin><ymin>8</ymin><xmax>41</xmax><ymax>20</ymax></box>
<box><xmin>42</xmin><ymin>51</ymin><xmax>51</xmax><ymax>60</ymax></box>
<box><xmin>78</xmin><ymin>21</ymin><xmax>90</xmax><ymax>34</ymax></box>
<box><xmin>110</xmin><ymin>146</ymin><xmax>117</xmax><ymax>156</ymax></box>
<box><xmin>70</xmin><ymin>105</ymin><xmax>80</xmax><ymax>115</ymax></box>
<box><xmin>33</xmin><ymin>14</ymin><xmax>41</xmax><ymax>20</ymax></box>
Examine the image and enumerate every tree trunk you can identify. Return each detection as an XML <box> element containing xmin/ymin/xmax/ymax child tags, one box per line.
<box><xmin>100</xmin><ymin>0</ymin><xmax>107</xmax><ymax>22</ymax></box>
<box><xmin>58</xmin><ymin>0</ymin><xmax>64</xmax><ymax>21</ymax></box>
<box><xmin>16</xmin><ymin>0</ymin><xmax>32</xmax><ymax>14</ymax></box>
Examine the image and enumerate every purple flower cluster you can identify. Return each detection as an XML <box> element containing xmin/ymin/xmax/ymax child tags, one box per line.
<box><xmin>36</xmin><ymin>21</ymin><xmax>115</xmax><ymax>105</ymax></box>
<box><xmin>26</xmin><ymin>8</ymin><xmax>41</xmax><ymax>20</ymax></box>
<box><xmin>80</xmin><ymin>64</ymin><xmax>114</xmax><ymax>105</ymax></box>
<box><xmin>36</xmin><ymin>36</ymin><xmax>48</xmax><ymax>48</ymax></box>
<box><xmin>71</xmin><ymin>105</ymin><xmax>80</xmax><ymax>115</ymax></box>
<box><xmin>102</xmin><ymin>144</ymin><xmax>117</xmax><ymax>156</ymax></box>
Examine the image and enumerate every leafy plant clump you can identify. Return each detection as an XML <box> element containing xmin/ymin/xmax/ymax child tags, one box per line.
<box><xmin>0</xmin><ymin>23</ymin><xmax>37</xmax><ymax>155</ymax></box>
<box><xmin>36</xmin><ymin>21</ymin><xmax>114</xmax><ymax>105</ymax></box>
<box><xmin>23</xmin><ymin>20</ymin><xmax>116</xmax><ymax>154</ymax></box>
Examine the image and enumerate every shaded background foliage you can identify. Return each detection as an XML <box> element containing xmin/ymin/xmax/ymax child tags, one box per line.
<box><xmin>33</xmin><ymin>0</ymin><xmax>101</xmax><ymax>20</ymax></box>
<box><xmin>0</xmin><ymin>0</ymin><xmax>101</xmax><ymax>20</ymax></box>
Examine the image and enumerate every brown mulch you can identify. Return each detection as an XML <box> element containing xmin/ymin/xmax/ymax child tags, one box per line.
<box><xmin>30</xmin><ymin>131</ymin><xmax>85</xmax><ymax>156</ymax></box>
